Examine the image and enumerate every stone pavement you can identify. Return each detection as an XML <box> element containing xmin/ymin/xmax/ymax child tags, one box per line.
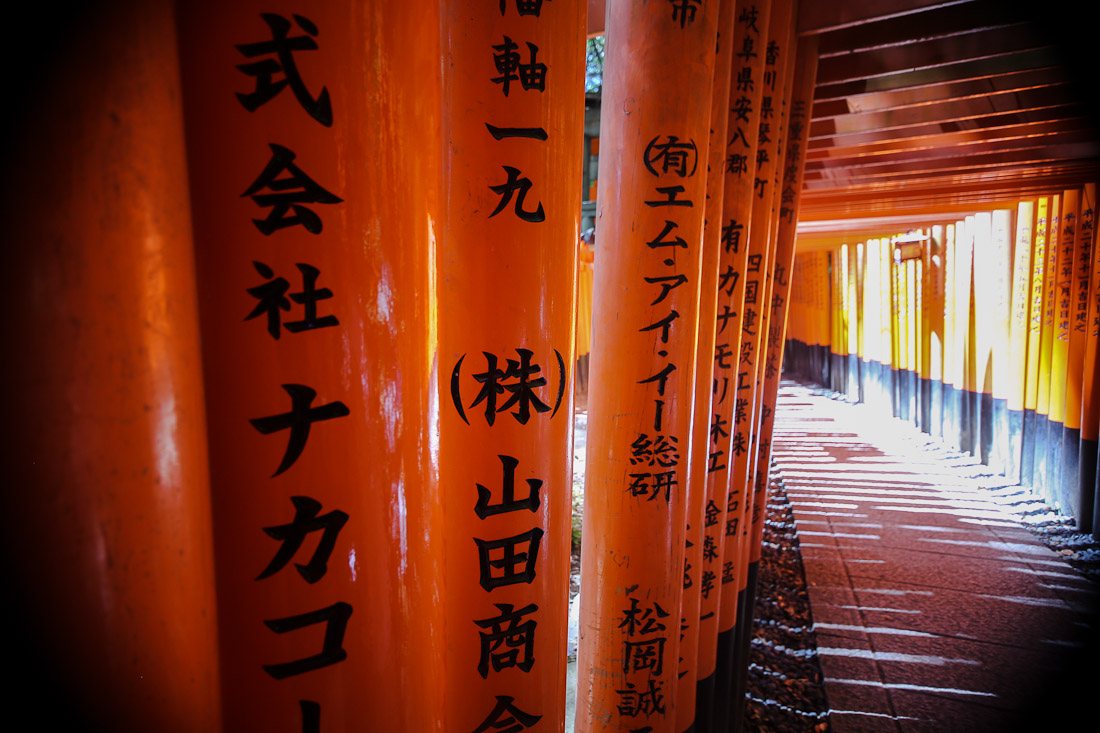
<box><xmin>771</xmin><ymin>382</ymin><xmax>1100</xmax><ymax>732</ymax></box>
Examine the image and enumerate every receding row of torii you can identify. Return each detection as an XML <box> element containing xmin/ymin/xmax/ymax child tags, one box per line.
<box><xmin>5</xmin><ymin>1</ymin><xmax>817</xmax><ymax>731</ymax></box>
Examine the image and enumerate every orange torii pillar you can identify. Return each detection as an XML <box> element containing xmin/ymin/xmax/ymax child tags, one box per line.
<box><xmin>178</xmin><ymin>4</ymin><xmax>446</xmax><ymax>730</ymax></box>
<box><xmin>2</xmin><ymin>2</ymin><xmax>221</xmax><ymax>728</ymax></box>
<box><xmin>1034</xmin><ymin>196</ymin><xmax>1062</xmax><ymax>497</ymax></box>
<box><xmin>930</xmin><ymin>227</ymin><xmax>949</xmax><ymax>438</ymax></box>
<box><xmin>576</xmin><ymin>1</ymin><xmax>718</xmax><ymax>729</ymax></box>
<box><xmin>1007</xmin><ymin>201</ymin><xmax>1036</xmax><ymax>483</ymax></box>
<box><xmin>974</xmin><ymin>213</ymin><xmax>1000</xmax><ymax>462</ymax></box>
<box><xmin>732</xmin><ymin>15</ymin><xmax>801</xmax><ymax>729</ymax></box>
<box><xmin>953</xmin><ymin>218</ymin><xmax>975</xmax><ymax>453</ymax></box>
<box><xmin>1064</xmin><ymin>184</ymin><xmax>1097</xmax><ymax>526</ymax></box>
<box><xmin>865</xmin><ymin>239</ymin><xmax>886</xmax><ymax>410</ymax></box>
<box><xmin>1021</xmin><ymin>198</ymin><xmax>1050</xmax><ymax>486</ymax></box>
<box><xmin>742</xmin><ymin>34</ymin><xmax>819</xmax><ymax>638</ymax></box>
<box><xmin>706</xmin><ymin>0</ymin><xmax>776</xmax><ymax>728</ymax></box>
<box><xmin>695</xmin><ymin>0</ymin><xmax>774</xmax><ymax>721</ymax></box>
<box><xmin>988</xmin><ymin>211</ymin><xmax>1014</xmax><ymax>474</ymax></box>
<box><xmin>679</xmin><ymin>2</ymin><xmax>735</xmax><ymax>731</ymax></box>
<box><xmin>1081</xmin><ymin>193</ymin><xmax>1100</xmax><ymax>535</ymax></box>
<box><xmin>438</xmin><ymin>1</ymin><xmax>584</xmax><ymax>730</ymax></box>
<box><xmin>939</xmin><ymin>225</ymin><xmax>955</xmax><ymax>443</ymax></box>
<box><xmin>1047</xmin><ymin>191</ymin><xmax>1079</xmax><ymax>503</ymax></box>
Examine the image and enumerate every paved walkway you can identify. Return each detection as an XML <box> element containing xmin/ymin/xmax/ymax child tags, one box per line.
<box><xmin>772</xmin><ymin>382</ymin><xmax>1099</xmax><ymax>732</ymax></box>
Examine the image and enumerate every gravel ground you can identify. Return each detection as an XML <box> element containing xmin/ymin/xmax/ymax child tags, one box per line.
<box><xmin>744</xmin><ymin>471</ymin><xmax>831</xmax><ymax>733</ymax></box>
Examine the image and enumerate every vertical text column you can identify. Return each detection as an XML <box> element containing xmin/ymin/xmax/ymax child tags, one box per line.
<box><xmin>439</xmin><ymin>0</ymin><xmax>585</xmax><ymax>730</ymax></box>
<box><xmin>179</xmin><ymin>3</ymin><xmax>446</xmax><ymax>729</ymax></box>
<box><xmin>577</xmin><ymin>1</ymin><xmax>719</xmax><ymax>729</ymax></box>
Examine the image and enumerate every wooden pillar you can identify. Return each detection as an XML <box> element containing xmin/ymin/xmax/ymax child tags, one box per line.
<box><xmin>857</xmin><ymin>242</ymin><xmax>868</xmax><ymax>406</ymax></box>
<box><xmin>1080</xmin><ymin>193</ymin><xmax>1100</xmax><ymax>534</ymax></box>
<box><xmin>680</xmin><ymin>2</ymin><xmax>736</xmax><ymax>730</ymax></box>
<box><xmin>178</xmin><ymin>4</ymin><xmax>446</xmax><ymax>730</ymax></box>
<box><xmin>1</xmin><ymin>1</ymin><xmax>221</xmax><ymax>729</ymax></box>
<box><xmin>1064</xmin><ymin>184</ymin><xmax>1096</xmax><ymax>524</ymax></box>
<box><xmin>1048</xmin><ymin>191</ymin><xmax>1080</xmax><ymax>511</ymax></box>
<box><xmin>1035</xmin><ymin>196</ymin><xmax>1062</xmax><ymax>497</ymax></box>
<box><xmin>1022</xmin><ymin>197</ymin><xmax>1049</xmax><ymax>486</ymax></box>
<box><xmin>920</xmin><ymin>232</ymin><xmax>933</xmax><ymax>431</ymax></box>
<box><xmin>730</xmin><ymin>2</ymin><xmax>800</xmax><ymax>727</ymax></box>
<box><xmin>988</xmin><ymin>210</ymin><xmax>1014</xmax><ymax>472</ymax></box>
<box><xmin>699</xmin><ymin>0</ymin><xmax>773</xmax><ymax>727</ymax></box>
<box><xmin>1007</xmin><ymin>200</ymin><xmax>1036</xmax><ymax>484</ymax></box>
<box><xmin>864</xmin><ymin>239</ymin><xmax>883</xmax><ymax>408</ymax></box>
<box><xmin>576</xmin><ymin>1</ymin><xmax>718</xmax><ymax>729</ymax></box>
<box><xmin>437</xmin><ymin>2</ymin><xmax>584</xmax><ymax>730</ymax></box>
<box><xmin>742</xmin><ymin>32</ymin><xmax>819</xmax><ymax>596</ymax></box>
<box><xmin>954</xmin><ymin>219</ymin><xmax>975</xmax><ymax>452</ymax></box>
<box><xmin>931</xmin><ymin>227</ymin><xmax>948</xmax><ymax>436</ymax></box>
<box><xmin>888</xmin><ymin>235</ymin><xmax>906</xmax><ymax>416</ymax></box>
<box><xmin>907</xmin><ymin>254</ymin><xmax>919</xmax><ymax>422</ymax></box>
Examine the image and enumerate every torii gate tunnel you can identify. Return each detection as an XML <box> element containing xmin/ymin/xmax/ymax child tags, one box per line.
<box><xmin>2</xmin><ymin>0</ymin><xmax>1097</xmax><ymax>731</ymax></box>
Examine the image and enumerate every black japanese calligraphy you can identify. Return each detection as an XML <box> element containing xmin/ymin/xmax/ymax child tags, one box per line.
<box><xmin>475</xmin><ymin>528</ymin><xmax>544</xmax><ymax>591</ymax></box>
<box><xmin>249</xmin><ymin>384</ymin><xmax>350</xmax><ymax>477</ymax></box>
<box><xmin>491</xmin><ymin>37</ymin><xmax>548</xmax><ymax>96</ymax></box>
<box><xmin>475</xmin><ymin>455</ymin><xmax>542</xmax><ymax>518</ymax></box>
<box><xmin>262</xmin><ymin>602</ymin><xmax>353</xmax><ymax>679</ymax></box>
<box><xmin>258</xmin><ymin>495</ymin><xmax>348</xmax><ymax>584</ymax></box>
<box><xmin>488</xmin><ymin>165</ymin><xmax>546</xmax><ymax>222</ymax></box>
<box><xmin>246</xmin><ymin>261</ymin><xmax>338</xmax><ymax>339</ymax></box>
<box><xmin>474</xmin><ymin>602</ymin><xmax>539</xmax><ymax>677</ymax></box>
<box><xmin>242</xmin><ymin>144</ymin><xmax>343</xmax><ymax>235</ymax></box>
<box><xmin>473</xmin><ymin>696</ymin><xmax>541</xmax><ymax>733</ymax></box>
<box><xmin>644</xmin><ymin>136</ymin><xmax>698</xmax><ymax>178</ymax></box>
<box><xmin>236</xmin><ymin>13</ymin><xmax>332</xmax><ymax>126</ymax></box>
<box><xmin>669</xmin><ymin>0</ymin><xmax>702</xmax><ymax>28</ymax></box>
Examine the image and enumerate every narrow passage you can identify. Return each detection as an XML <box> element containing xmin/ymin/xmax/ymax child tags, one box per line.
<box><xmin>772</xmin><ymin>382</ymin><xmax>1099</xmax><ymax>732</ymax></box>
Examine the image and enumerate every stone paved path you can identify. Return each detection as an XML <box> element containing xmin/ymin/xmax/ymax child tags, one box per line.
<box><xmin>772</xmin><ymin>382</ymin><xmax>1099</xmax><ymax>732</ymax></box>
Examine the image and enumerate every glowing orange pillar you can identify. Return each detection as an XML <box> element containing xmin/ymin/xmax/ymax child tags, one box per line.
<box><xmin>717</xmin><ymin>0</ymin><xmax>796</xmax><ymax>726</ymax></box>
<box><xmin>2</xmin><ymin>1</ymin><xmax>221</xmax><ymax>728</ymax></box>
<box><xmin>178</xmin><ymin>4</ymin><xmax>445</xmax><ymax>730</ymax></box>
<box><xmin>1046</xmin><ymin>191</ymin><xmax>1079</xmax><ymax>505</ymax></box>
<box><xmin>437</xmin><ymin>1</ymin><xmax>584</xmax><ymax>730</ymax></box>
<box><xmin>729</xmin><ymin>10</ymin><xmax>799</xmax><ymax>725</ymax></box>
<box><xmin>726</xmin><ymin>0</ymin><xmax>796</xmax><ymax>630</ymax></box>
<box><xmin>1007</xmin><ymin>200</ymin><xmax>1036</xmax><ymax>483</ymax></box>
<box><xmin>678</xmin><ymin>2</ymin><xmax>736</xmax><ymax>730</ymax></box>
<box><xmin>744</xmin><ymin>6</ymin><xmax>802</xmax><ymax>578</ymax></box>
<box><xmin>746</xmin><ymin>35</ymin><xmax>819</xmax><ymax>577</ymax></box>
<box><xmin>576</xmin><ymin>1</ymin><xmax>718</xmax><ymax>729</ymax></box>
<box><xmin>707</xmin><ymin>4</ymin><xmax>775</xmax><ymax>720</ymax></box>
<box><xmin>1035</xmin><ymin>196</ymin><xmax>1062</xmax><ymax>498</ymax></box>
<box><xmin>1065</xmin><ymin>185</ymin><xmax>1097</xmax><ymax>523</ymax></box>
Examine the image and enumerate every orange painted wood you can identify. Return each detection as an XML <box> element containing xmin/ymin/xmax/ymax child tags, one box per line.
<box><xmin>678</xmin><ymin>2</ymin><xmax>736</xmax><ymax>725</ymax></box>
<box><xmin>748</xmin><ymin>35</ymin><xmax>820</xmax><ymax>567</ymax></box>
<box><xmin>715</xmin><ymin>0</ymin><xmax>782</xmax><ymax>639</ymax></box>
<box><xmin>4</xmin><ymin>1</ymin><xmax>221</xmax><ymax>728</ymax></box>
<box><xmin>438</xmin><ymin>1</ymin><xmax>585</xmax><ymax>730</ymax></box>
<box><xmin>697</xmin><ymin>0</ymin><xmax>774</xmax><ymax>685</ymax></box>
<box><xmin>1049</xmin><ymin>190</ymin><xmax>1080</xmax><ymax>428</ymax></box>
<box><xmin>1065</xmin><ymin>185</ymin><xmax>1097</xmax><ymax>433</ymax></box>
<box><xmin>732</xmin><ymin>0</ymin><xmax>797</xmax><ymax>585</ymax></box>
<box><xmin>1079</xmin><ymin>196</ymin><xmax>1100</xmax><ymax>444</ymax></box>
<box><xmin>576</xmin><ymin>0</ymin><xmax>719</xmax><ymax>728</ymax></box>
<box><xmin>1008</xmin><ymin>201</ymin><xmax>1036</xmax><ymax>414</ymax></box>
<box><xmin>1037</xmin><ymin>196</ymin><xmax>1062</xmax><ymax>422</ymax></box>
<box><xmin>179</xmin><ymin>3</ymin><xmax>447</xmax><ymax>730</ymax></box>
